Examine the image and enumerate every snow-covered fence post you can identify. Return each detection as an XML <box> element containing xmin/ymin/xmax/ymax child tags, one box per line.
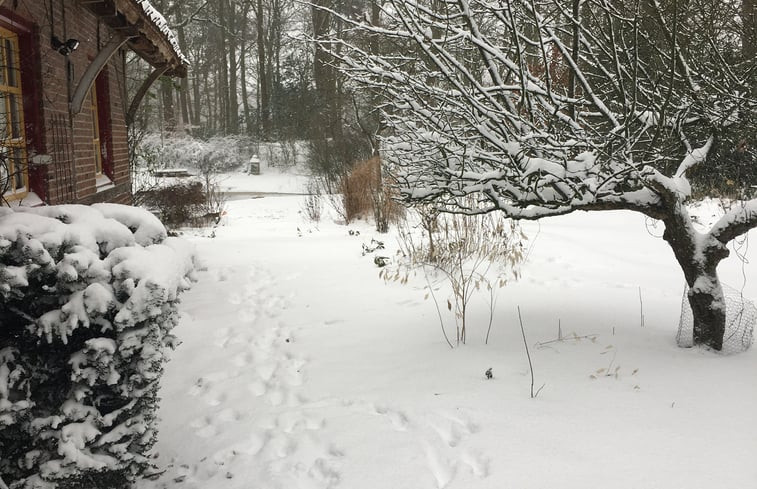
<box><xmin>0</xmin><ymin>204</ymin><xmax>197</xmax><ymax>488</ymax></box>
<box><xmin>318</xmin><ymin>0</ymin><xmax>757</xmax><ymax>351</ymax></box>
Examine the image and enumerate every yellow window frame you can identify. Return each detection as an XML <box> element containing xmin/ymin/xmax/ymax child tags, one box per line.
<box><xmin>0</xmin><ymin>26</ymin><xmax>28</xmax><ymax>201</ymax></box>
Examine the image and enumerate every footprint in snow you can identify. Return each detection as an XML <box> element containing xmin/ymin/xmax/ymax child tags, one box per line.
<box><xmin>205</xmin><ymin>392</ymin><xmax>227</xmax><ymax>407</ymax></box>
<box><xmin>461</xmin><ymin>450</ymin><xmax>490</xmax><ymax>479</ymax></box>
<box><xmin>369</xmin><ymin>403</ymin><xmax>411</xmax><ymax>431</ymax></box>
<box><xmin>237</xmin><ymin>308</ymin><xmax>258</xmax><ymax>324</ymax></box>
<box><xmin>255</xmin><ymin>362</ymin><xmax>278</xmax><ymax>382</ymax></box>
<box><xmin>421</xmin><ymin>411</ymin><xmax>490</xmax><ymax>485</ymax></box>
<box><xmin>216</xmin><ymin>407</ymin><xmax>243</xmax><ymax>423</ymax></box>
<box><xmin>169</xmin><ymin>263</ymin><xmax>343</xmax><ymax>489</ymax></box>
<box><xmin>429</xmin><ymin>412</ymin><xmax>479</xmax><ymax>447</ymax></box>
<box><xmin>248</xmin><ymin>378</ymin><xmax>267</xmax><ymax>396</ymax></box>
<box><xmin>424</xmin><ymin>443</ymin><xmax>456</xmax><ymax>489</ymax></box>
<box><xmin>189</xmin><ymin>416</ymin><xmax>218</xmax><ymax>438</ymax></box>
<box><xmin>264</xmin><ymin>384</ymin><xmax>302</xmax><ymax>407</ymax></box>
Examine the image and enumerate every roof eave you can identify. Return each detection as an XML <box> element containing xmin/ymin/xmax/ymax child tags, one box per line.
<box><xmin>81</xmin><ymin>0</ymin><xmax>188</xmax><ymax>77</ymax></box>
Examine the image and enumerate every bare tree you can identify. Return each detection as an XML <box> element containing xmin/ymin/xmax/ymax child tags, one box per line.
<box><xmin>320</xmin><ymin>0</ymin><xmax>757</xmax><ymax>351</ymax></box>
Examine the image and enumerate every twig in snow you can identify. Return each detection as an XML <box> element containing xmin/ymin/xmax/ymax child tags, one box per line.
<box><xmin>422</xmin><ymin>264</ymin><xmax>454</xmax><ymax>349</ymax></box>
<box><xmin>518</xmin><ymin>306</ymin><xmax>542</xmax><ymax>398</ymax></box>
<box><xmin>638</xmin><ymin>286</ymin><xmax>645</xmax><ymax>327</ymax></box>
<box><xmin>485</xmin><ymin>279</ymin><xmax>499</xmax><ymax>345</ymax></box>
<box><xmin>535</xmin><ymin>333</ymin><xmax>598</xmax><ymax>348</ymax></box>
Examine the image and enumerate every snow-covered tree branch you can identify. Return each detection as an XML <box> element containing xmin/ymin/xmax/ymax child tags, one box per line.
<box><xmin>320</xmin><ymin>0</ymin><xmax>756</xmax><ymax>350</ymax></box>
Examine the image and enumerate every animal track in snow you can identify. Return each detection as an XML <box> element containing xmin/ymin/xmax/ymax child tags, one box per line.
<box><xmin>372</xmin><ymin>403</ymin><xmax>410</xmax><ymax>431</ymax></box>
<box><xmin>205</xmin><ymin>392</ymin><xmax>227</xmax><ymax>407</ymax></box>
<box><xmin>189</xmin><ymin>416</ymin><xmax>219</xmax><ymax>438</ymax></box>
<box><xmin>424</xmin><ymin>443</ymin><xmax>456</xmax><ymax>489</ymax></box>
<box><xmin>192</xmin><ymin>264</ymin><xmax>341</xmax><ymax>487</ymax></box>
<box><xmin>429</xmin><ymin>413</ymin><xmax>479</xmax><ymax>448</ymax></box>
<box><xmin>142</xmin><ymin>262</ymin><xmax>343</xmax><ymax>489</ymax></box>
<box><xmin>461</xmin><ymin>450</ymin><xmax>490</xmax><ymax>478</ymax></box>
<box><xmin>356</xmin><ymin>402</ymin><xmax>412</xmax><ymax>432</ymax></box>
<box><xmin>418</xmin><ymin>411</ymin><xmax>490</xmax><ymax>486</ymax></box>
<box><xmin>351</xmin><ymin>398</ymin><xmax>490</xmax><ymax>484</ymax></box>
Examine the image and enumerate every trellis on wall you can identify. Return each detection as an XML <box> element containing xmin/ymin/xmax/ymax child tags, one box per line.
<box><xmin>48</xmin><ymin>112</ymin><xmax>75</xmax><ymax>204</ymax></box>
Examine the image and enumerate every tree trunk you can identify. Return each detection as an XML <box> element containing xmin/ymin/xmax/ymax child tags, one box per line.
<box><xmin>175</xmin><ymin>8</ymin><xmax>191</xmax><ymax>133</ymax></box>
<box><xmin>160</xmin><ymin>77</ymin><xmax>176</xmax><ymax>132</ymax></box>
<box><xmin>266</xmin><ymin>0</ymin><xmax>282</xmax><ymax>133</ymax></box>
<box><xmin>228</xmin><ymin>0</ymin><xmax>239</xmax><ymax>134</ymax></box>
<box><xmin>204</xmin><ymin>74</ymin><xmax>214</xmax><ymax>134</ymax></box>
<box><xmin>568</xmin><ymin>0</ymin><xmax>581</xmax><ymax>120</ymax></box>
<box><xmin>257</xmin><ymin>0</ymin><xmax>271</xmax><ymax>139</ymax></box>
<box><xmin>192</xmin><ymin>74</ymin><xmax>202</xmax><ymax>130</ymax></box>
<box><xmin>240</xmin><ymin>13</ymin><xmax>253</xmax><ymax>136</ymax></box>
<box><xmin>688</xmin><ymin>274</ymin><xmax>726</xmax><ymax>351</ymax></box>
<box><xmin>311</xmin><ymin>0</ymin><xmax>339</xmax><ymax>138</ymax></box>
<box><xmin>369</xmin><ymin>0</ymin><xmax>387</xmax><ymax>233</ymax></box>
<box><xmin>744</xmin><ymin>0</ymin><xmax>756</xmax><ymax>97</ymax></box>
<box><xmin>661</xmin><ymin>203</ymin><xmax>729</xmax><ymax>351</ymax></box>
<box><xmin>745</xmin><ymin>0</ymin><xmax>756</xmax><ymax>60</ymax></box>
<box><xmin>218</xmin><ymin>0</ymin><xmax>230</xmax><ymax>134</ymax></box>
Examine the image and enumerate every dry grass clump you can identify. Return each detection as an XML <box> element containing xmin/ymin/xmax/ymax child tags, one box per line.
<box><xmin>340</xmin><ymin>156</ymin><xmax>404</xmax><ymax>229</ymax></box>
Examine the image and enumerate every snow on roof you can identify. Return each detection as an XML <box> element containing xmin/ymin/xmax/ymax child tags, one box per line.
<box><xmin>133</xmin><ymin>0</ymin><xmax>190</xmax><ymax>67</ymax></box>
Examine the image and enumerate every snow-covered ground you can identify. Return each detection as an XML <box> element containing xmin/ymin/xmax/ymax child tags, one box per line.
<box><xmin>138</xmin><ymin>164</ymin><xmax>757</xmax><ymax>489</ymax></box>
<box><xmin>217</xmin><ymin>167</ymin><xmax>310</xmax><ymax>196</ymax></box>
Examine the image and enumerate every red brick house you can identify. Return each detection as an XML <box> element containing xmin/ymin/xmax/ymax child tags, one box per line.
<box><xmin>0</xmin><ymin>0</ymin><xmax>187</xmax><ymax>206</ymax></box>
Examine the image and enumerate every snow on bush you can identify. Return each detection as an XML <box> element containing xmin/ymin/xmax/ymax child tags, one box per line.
<box><xmin>137</xmin><ymin>133</ymin><xmax>253</xmax><ymax>173</ymax></box>
<box><xmin>0</xmin><ymin>204</ymin><xmax>197</xmax><ymax>488</ymax></box>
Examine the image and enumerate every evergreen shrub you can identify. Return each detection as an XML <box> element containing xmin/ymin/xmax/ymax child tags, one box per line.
<box><xmin>0</xmin><ymin>204</ymin><xmax>196</xmax><ymax>488</ymax></box>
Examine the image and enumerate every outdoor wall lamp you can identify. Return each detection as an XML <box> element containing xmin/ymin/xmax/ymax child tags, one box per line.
<box><xmin>51</xmin><ymin>36</ymin><xmax>80</xmax><ymax>56</ymax></box>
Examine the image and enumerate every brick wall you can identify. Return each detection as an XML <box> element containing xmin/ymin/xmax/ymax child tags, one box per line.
<box><xmin>2</xmin><ymin>0</ymin><xmax>133</xmax><ymax>205</ymax></box>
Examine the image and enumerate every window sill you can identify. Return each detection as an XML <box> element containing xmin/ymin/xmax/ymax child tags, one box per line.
<box><xmin>96</xmin><ymin>174</ymin><xmax>114</xmax><ymax>192</ymax></box>
<box><xmin>5</xmin><ymin>191</ymin><xmax>43</xmax><ymax>207</ymax></box>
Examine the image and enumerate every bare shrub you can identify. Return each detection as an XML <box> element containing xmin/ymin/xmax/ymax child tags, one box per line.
<box><xmin>301</xmin><ymin>180</ymin><xmax>323</xmax><ymax>223</ymax></box>
<box><xmin>388</xmin><ymin>200</ymin><xmax>526</xmax><ymax>346</ymax></box>
<box><xmin>196</xmin><ymin>156</ymin><xmax>228</xmax><ymax>222</ymax></box>
<box><xmin>306</xmin><ymin>132</ymin><xmax>371</xmax><ymax>188</ymax></box>
<box><xmin>264</xmin><ymin>140</ymin><xmax>300</xmax><ymax>169</ymax></box>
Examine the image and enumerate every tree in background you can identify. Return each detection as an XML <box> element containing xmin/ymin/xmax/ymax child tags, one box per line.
<box><xmin>320</xmin><ymin>0</ymin><xmax>756</xmax><ymax>350</ymax></box>
<box><xmin>128</xmin><ymin>0</ymin><xmax>317</xmax><ymax>140</ymax></box>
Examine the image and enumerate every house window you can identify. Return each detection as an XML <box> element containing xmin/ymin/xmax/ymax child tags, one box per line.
<box><xmin>0</xmin><ymin>25</ymin><xmax>27</xmax><ymax>200</ymax></box>
<box><xmin>92</xmin><ymin>69</ymin><xmax>113</xmax><ymax>181</ymax></box>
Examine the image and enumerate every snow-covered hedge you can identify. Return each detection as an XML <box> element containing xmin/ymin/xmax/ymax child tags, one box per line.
<box><xmin>0</xmin><ymin>204</ymin><xmax>197</xmax><ymax>488</ymax></box>
<box><xmin>137</xmin><ymin>133</ymin><xmax>253</xmax><ymax>173</ymax></box>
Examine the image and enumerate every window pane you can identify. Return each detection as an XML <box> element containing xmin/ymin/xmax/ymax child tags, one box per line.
<box><xmin>0</xmin><ymin>28</ymin><xmax>27</xmax><ymax>198</ymax></box>
<box><xmin>8</xmin><ymin>94</ymin><xmax>20</xmax><ymax>139</ymax></box>
<box><xmin>0</xmin><ymin>93</ymin><xmax>9</xmax><ymax>140</ymax></box>
<box><xmin>12</xmin><ymin>147</ymin><xmax>24</xmax><ymax>190</ymax></box>
<box><xmin>5</xmin><ymin>39</ymin><xmax>17</xmax><ymax>88</ymax></box>
<box><xmin>0</xmin><ymin>155</ymin><xmax>8</xmax><ymax>192</ymax></box>
<box><xmin>0</xmin><ymin>39</ymin><xmax>6</xmax><ymax>86</ymax></box>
